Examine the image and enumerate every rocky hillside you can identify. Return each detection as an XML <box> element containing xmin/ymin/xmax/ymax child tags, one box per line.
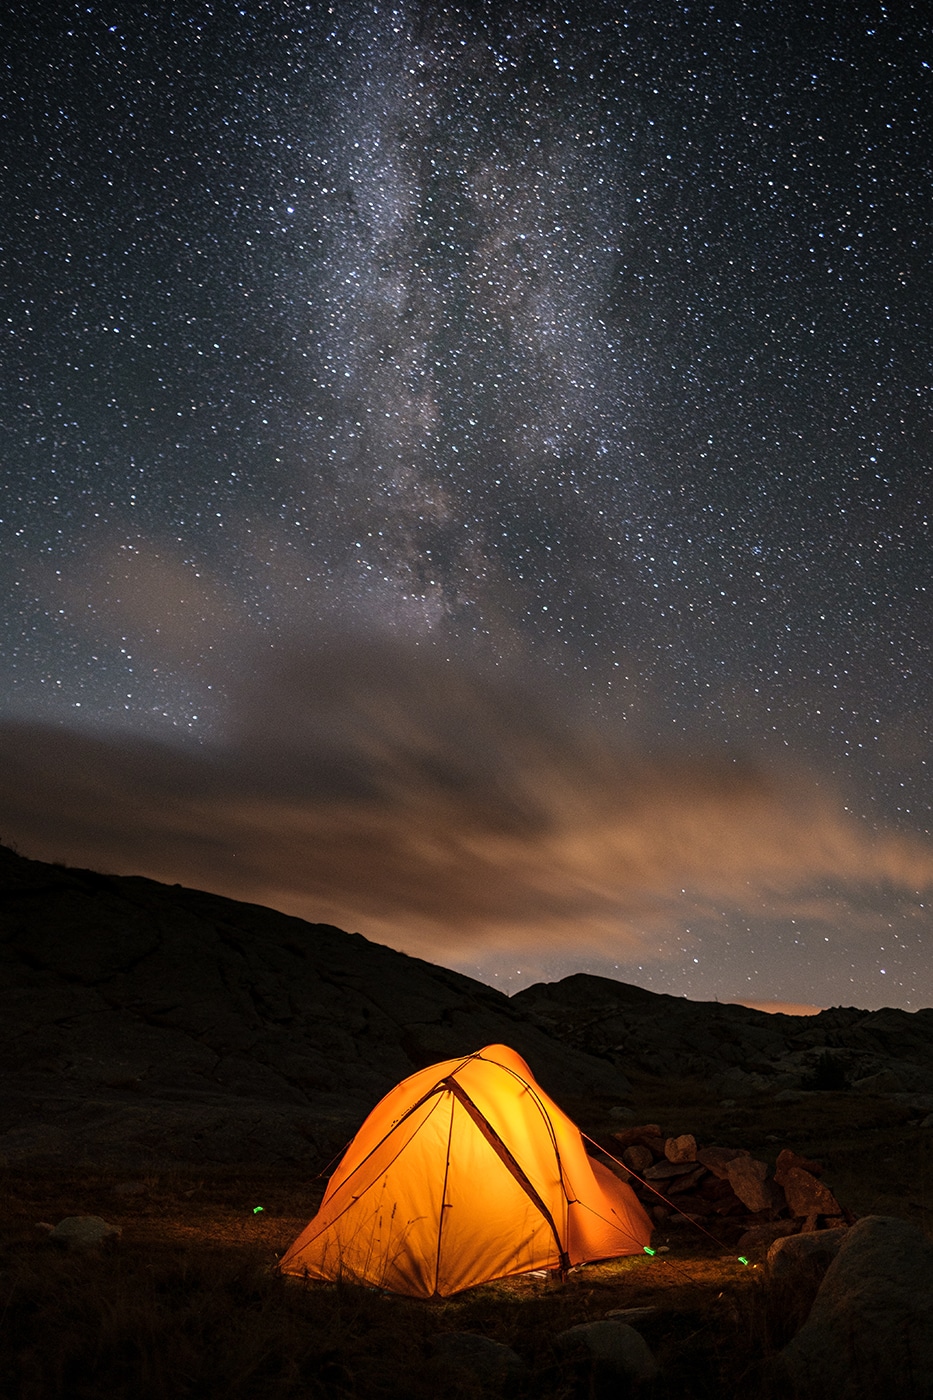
<box><xmin>5</xmin><ymin>844</ymin><xmax>932</xmax><ymax>1173</ymax></box>
<box><xmin>0</xmin><ymin>846</ymin><xmax>628</xmax><ymax>1169</ymax></box>
<box><xmin>513</xmin><ymin>973</ymin><xmax>933</xmax><ymax>1099</ymax></box>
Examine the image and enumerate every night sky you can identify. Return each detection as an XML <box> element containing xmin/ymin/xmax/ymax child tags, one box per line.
<box><xmin>3</xmin><ymin>1</ymin><xmax>932</xmax><ymax>1012</ymax></box>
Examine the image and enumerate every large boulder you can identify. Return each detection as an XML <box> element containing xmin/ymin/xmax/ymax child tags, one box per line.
<box><xmin>779</xmin><ymin>1167</ymin><xmax>841</xmax><ymax>1220</ymax></box>
<box><xmin>725</xmin><ymin>1156</ymin><xmax>772</xmax><ymax>1213</ymax></box>
<box><xmin>777</xmin><ymin>1215</ymin><xmax>933</xmax><ymax>1399</ymax></box>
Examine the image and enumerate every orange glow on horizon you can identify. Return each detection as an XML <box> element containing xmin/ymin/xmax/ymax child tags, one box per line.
<box><xmin>731</xmin><ymin>999</ymin><xmax>825</xmax><ymax>1016</ymax></box>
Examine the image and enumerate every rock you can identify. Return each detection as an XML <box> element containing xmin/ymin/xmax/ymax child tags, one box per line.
<box><xmin>781</xmin><ymin>1166</ymin><xmax>841</xmax><ymax>1219</ymax></box>
<box><xmin>697</xmin><ymin>1174</ymin><xmax>738</xmax><ymax>1201</ymax></box>
<box><xmin>737</xmin><ymin>1220</ymin><xmax>799</xmax><ymax>1255</ymax></box>
<box><xmin>555</xmin><ymin>1320</ymin><xmax>658</xmax><ymax>1395</ymax></box>
<box><xmin>609</xmin><ymin>1105</ymin><xmax>636</xmax><ymax>1121</ymax></box>
<box><xmin>644</xmin><ymin>1159</ymin><xmax>699</xmax><ymax>1181</ymax></box>
<box><xmin>665</xmin><ymin>1132</ymin><xmax>697</xmax><ymax>1163</ymax></box>
<box><xmin>609</xmin><ymin>1124</ymin><xmax>662</xmax><ymax>1151</ymax></box>
<box><xmin>920</xmin><ymin>1112</ymin><xmax>933</xmax><ymax>1129</ymax></box>
<box><xmin>778</xmin><ymin>1216</ymin><xmax>933</xmax><ymax>1399</ymax></box>
<box><xmin>852</xmin><ymin>1069</ymin><xmax>904</xmax><ymax>1094</ymax></box>
<box><xmin>427</xmin><ymin>1332</ymin><xmax>526</xmax><ymax>1386</ymax></box>
<box><xmin>725</xmin><ymin>1156</ymin><xmax>772</xmax><ymax>1212</ymax></box>
<box><xmin>767</xmin><ymin>1226</ymin><xmax>848</xmax><ymax>1280</ymax></box>
<box><xmin>697</xmin><ymin>1145</ymin><xmax>750</xmax><ymax>1177</ymax></box>
<box><xmin>622</xmin><ymin>1145</ymin><xmax>654</xmax><ymax>1174</ymax></box>
<box><xmin>604</xmin><ymin>1307</ymin><xmax>659</xmax><ymax>1325</ymax></box>
<box><xmin>666</xmin><ymin>1166</ymin><xmax>707</xmax><ymax>1194</ymax></box>
<box><xmin>714</xmin><ymin>1067</ymin><xmax>771</xmax><ymax>1096</ymax></box>
<box><xmin>665</xmin><ymin>1194</ymin><xmax>714</xmax><ymax>1217</ymax></box>
<box><xmin>775</xmin><ymin>1147</ymin><xmax>823</xmax><ymax>1182</ymax></box>
<box><xmin>47</xmin><ymin>1215</ymin><xmax>121</xmax><ymax>1250</ymax></box>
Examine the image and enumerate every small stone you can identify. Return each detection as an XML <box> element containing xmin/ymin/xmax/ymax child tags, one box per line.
<box><xmin>47</xmin><ymin>1216</ymin><xmax>121</xmax><ymax>1250</ymax></box>
<box><xmin>697</xmin><ymin>1145</ymin><xmax>751</xmax><ymax>1178</ymax></box>
<box><xmin>609</xmin><ymin>1124</ymin><xmax>662</xmax><ymax>1151</ymax></box>
<box><xmin>918</xmin><ymin>1112</ymin><xmax>933</xmax><ymax>1129</ymax></box>
<box><xmin>609</xmin><ymin>1105</ymin><xmax>637</xmax><ymax>1121</ymax></box>
<box><xmin>775</xmin><ymin>1148</ymin><xmax>823</xmax><ymax>1183</ymax></box>
<box><xmin>665</xmin><ymin>1132</ymin><xmax>697</xmax><ymax>1163</ymax></box>
<box><xmin>644</xmin><ymin>1159</ymin><xmax>699</xmax><ymax>1180</ymax></box>
<box><xmin>622</xmin><ymin>1145</ymin><xmax>654</xmax><ymax>1174</ymax></box>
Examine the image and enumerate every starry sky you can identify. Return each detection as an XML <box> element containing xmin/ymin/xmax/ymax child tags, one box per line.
<box><xmin>3</xmin><ymin>0</ymin><xmax>932</xmax><ymax>1012</ymax></box>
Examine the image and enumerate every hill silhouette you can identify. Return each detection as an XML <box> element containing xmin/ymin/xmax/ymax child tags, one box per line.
<box><xmin>2</xmin><ymin>844</ymin><xmax>931</xmax><ymax>1169</ymax></box>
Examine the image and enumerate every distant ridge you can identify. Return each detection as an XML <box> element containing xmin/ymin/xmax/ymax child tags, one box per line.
<box><xmin>513</xmin><ymin>973</ymin><xmax>933</xmax><ymax>1098</ymax></box>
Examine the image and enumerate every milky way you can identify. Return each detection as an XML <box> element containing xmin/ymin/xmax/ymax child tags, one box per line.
<box><xmin>3</xmin><ymin>1</ymin><xmax>932</xmax><ymax>1010</ymax></box>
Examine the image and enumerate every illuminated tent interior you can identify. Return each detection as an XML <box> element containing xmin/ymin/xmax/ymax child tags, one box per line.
<box><xmin>279</xmin><ymin>1044</ymin><xmax>653</xmax><ymax>1298</ymax></box>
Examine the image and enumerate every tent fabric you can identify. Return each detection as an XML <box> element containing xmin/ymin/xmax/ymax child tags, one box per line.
<box><xmin>279</xmin><ymin>1044</ymin><xmax>653</xmax><ymax>1298</ymax></box>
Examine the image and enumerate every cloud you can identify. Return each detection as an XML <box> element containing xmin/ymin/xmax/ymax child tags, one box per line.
<box><xmin>2</xmin><ymin>637</ymin><xmax>931</xmax><ymax>970</ymax></box>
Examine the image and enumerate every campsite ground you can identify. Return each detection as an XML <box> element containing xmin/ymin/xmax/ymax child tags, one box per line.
<box><xmin>2</xmin><ymin>1082</ymin><xmax>930</xmax><ymax>1398</ymax></box>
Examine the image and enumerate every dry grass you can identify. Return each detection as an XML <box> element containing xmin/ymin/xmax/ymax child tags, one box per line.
<box><xmin>1</xmin><ymin>1087</ymin><xmax>929</xmax><ymax>1398</ymax></box>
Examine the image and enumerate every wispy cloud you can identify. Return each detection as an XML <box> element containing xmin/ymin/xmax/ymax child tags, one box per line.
<box><xmin>2</xmin><ymin>638</ymin><xmax>930</xmax><ymax>978</ymax></box>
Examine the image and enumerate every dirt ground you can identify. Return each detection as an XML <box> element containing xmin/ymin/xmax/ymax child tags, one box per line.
<box><xmin>1</xmin><ymin>1086</ymin><xmax>929</xmax><ymax>1398</ymax></box>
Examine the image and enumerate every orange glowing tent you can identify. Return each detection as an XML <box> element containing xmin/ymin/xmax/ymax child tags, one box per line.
<box><xmin>279</xmin><ymin>1044</ymin><xmax>652</xmax><ymax>1298</ymax></box>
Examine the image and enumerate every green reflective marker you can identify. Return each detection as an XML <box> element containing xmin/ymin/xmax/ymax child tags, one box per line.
<box><xmin>253</xmin><ymin>1206</ymin><xmax>264</xmax><ymax>1214</ymax></box>
<box><xmin>737</xmin><ymin>1255</ymin><xmax>748</xmax><ymax>1265</ymax></box>
<box><xmin>643</xmin><ymin>1246</ymin><xmax>656</xmax><ymax>1256</ymax></box>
